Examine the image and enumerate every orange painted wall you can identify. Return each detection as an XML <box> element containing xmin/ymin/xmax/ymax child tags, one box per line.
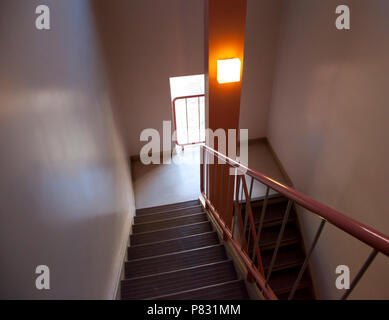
<box><xmin>204</xmin><ymin>0</ymin><xmax>247</xmax><ymax>224</ymax></box>
<box><xmin>206</xmin><ymin>0</ymin><xmax>247</xmax><ymax>137</ymax></box>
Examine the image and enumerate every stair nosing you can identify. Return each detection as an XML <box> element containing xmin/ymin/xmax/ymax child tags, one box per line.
<box><xmin>145</xmin><ymin>279</ymin><xmax>244</xmax><ymax>300</ymax></box>
<box><xmin>122</xmin><ymin>259</ymin><xmax>231</xmax><ymax>282</ymax></box>
<box><xmin>131</xmin><ymin>221</ymin><xmax>211</xmax><ymax>237</ymax></box>
<box><xmin>126</xmin><ymin>244</ymin><xmax>224</xmax><ymax>263</ymax></box>
<box><xmin>136</xmin><ymin>199</ymin><xmax>199</xmax><ymax>211</ymax></box>
<box><xmin>133</xmin><ymin>212</ymin><xmax>206</xmax><ymax>227</ymax></box>
<box><xmin>136</xmin><ymin>204</ymin><xmax>203</xmax><ymax>217</ymax></box>
<box><xmin>129</xmin><ymin>231</ymin><xmax>218</xmax><ymax>248</ymax></box>
<box><xmin>260</xmin><ymin>238</ymin><xmax>300</xmax><ymax>251</ymax></box>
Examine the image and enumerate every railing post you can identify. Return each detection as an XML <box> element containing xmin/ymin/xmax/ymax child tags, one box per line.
<box><xmin>341</xmin><ymin>249</ymin><xmax>379</xmax><ymax>300</ymax></box>
<box><xmin>231</xmin><ymin>173</ymin><xmax>240</xmax><ymax>238</ymax></box>
<box><xmin>217</xmin><ymin>162</ymin><xmax>225</xmax><ymax>215</ymax></box>
<box><xmin>198</xmin><ymin>96</ymin><xmax>201</xmax><ymax>142</ymax></box>
<box><xmin>265</xmin><ymin>200</ymin><xmax>293</xmax><ymax>285</ymax></box>
<box><xmin>249</xmin><ymin>176</ymin><xmax>254</xmax><ymax>199</ymax></box>
<box><xmin>185</xmin><ymin>98</ymin><xmax>189</xmax><ymax>144</ymax></box>
<box><xmin>288</xmin><ymin>219</ymin><xmax>326</xmax><ymax>300</ymax></box>
<box><xmin>200</xmin><ymin>146</ymin><xmax>204</xmax><ymax>194</ymax></box>
<box><xmin>206</xmin><ymin>152</ymin><xmax>210</xmax><ymax>199</ymax></box>
<box><xmin>252</xmin><ymin>186</ymin><xmax>270</xmax><ymax>264</ymax></box>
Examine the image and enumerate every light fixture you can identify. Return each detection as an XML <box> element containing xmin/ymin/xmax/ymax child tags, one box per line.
<box><xmin>217</xmin><ymin>58</ymin><xmax>241</xmax><ymax>84</ymax></box>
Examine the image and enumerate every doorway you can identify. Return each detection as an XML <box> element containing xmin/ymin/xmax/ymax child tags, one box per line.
<box><xmin>169</xmin><ymin>74</ymin><xmax>205</xmax><ymax>148</ymax></box>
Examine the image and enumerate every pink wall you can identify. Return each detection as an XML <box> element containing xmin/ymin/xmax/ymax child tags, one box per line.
<box><xmin>268</xmin><ymin>0</ymin><xmax>389</xmax><ymax>299</ymax></box>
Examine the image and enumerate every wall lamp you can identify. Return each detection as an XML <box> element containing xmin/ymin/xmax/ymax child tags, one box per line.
<box><xmin>217</xmin><ymin>58</ymin><xmax>241</xmax><ymax>84</ymax></box>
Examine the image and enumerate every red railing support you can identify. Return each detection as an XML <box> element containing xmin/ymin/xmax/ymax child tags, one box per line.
<box><xmin>200</xmin><ymin>144</ymin><xmax>389</xmax><ymax>300</ymax></box>
<box><xmin>201</xmin><ymin>145</ymin><xmax>389</xmax><ymax>258</ymax></box>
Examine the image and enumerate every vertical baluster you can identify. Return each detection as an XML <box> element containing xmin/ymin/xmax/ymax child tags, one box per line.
<box><xmin>198</xmin><ymin>96</ymin><xmax>201</xmax><ymax>142</ymax></box>
<box><xmin>231</xmin><ymin>173</ymin><xmax>240</xmax><ymax>238</ymax></box>
<box><xmin>288</xmin><ymin>219</ymin><xmax>326</xmax><ymax>300</ymax></box>
<box><xmin>241</xmin><ymin>196</ymin><xmax>250</xmax><ymax>248</ymax></box>
<box><xmin>249</xmin><ymin>176</ymin><xmax>254</xmax><ymax>199</ymax></box>
<box><xmin>200</xmin><ymin>146</ymin><xmax>204</xmax><ymax>194</ymax></box>
<box><xmin>240</xmin><ymin>175</ymin><xmax>244</xmax><ymax>203</ymax></box>
<box><xmin>217</xmin><ymin>161</ymin><xmax>225</xmax><ymax>217</ymax></box>
<box><xmin>251</xmin><ymin>186</ymin><xmax>270</xmax><ymax>263</ymax></box>
<box><xmin>185</xmin><ymin>98</ymin><xmax>189</xmax><ymax>144</ymax></box>
<box><xmin>240</xmin><ymin>176</ymin><xmax>253</xmax><ymax>252</ymax></box>
<box><xmin>265</xmin><ymin>200</ymin><xmax>293</xmax><ymax>285</ymax></box>
<box><xmin>246</xmin><ymin>177</ymin><xmax>254</xmax><ymax>253</ymax></box>
<box><xmin>224</xmin><ymin>166</ymin><xmax>232</xmax><ymax>227</ymax></box>
<box><xmin>206</xmin><ymin>153</ymin><xmax>209</xmax><ymax>199</ymax></box>
<box><xmin>341</xmin><ymin>249</ymin><xmax>378</xmax><ymax>300</ymax></box>
<box><xmin>213</xmin><ymin>159</ymin><xmax>218</xmax><ymax>208</ymax></box>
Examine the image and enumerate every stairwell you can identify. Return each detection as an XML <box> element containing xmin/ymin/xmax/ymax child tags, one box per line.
<box><xmin>121</xmin><ymin>195</ymin><xmax>317</xmax><ymax>300</ymax></box>
<box><xmin>121</xmin><ymin>200</ymin><xmax>249</xmax><ymax>300</ymax></box>
<box><xmin>241</xmin><ymin>195</ymin><xmax>315</xmax><ymax>299</ymax></box>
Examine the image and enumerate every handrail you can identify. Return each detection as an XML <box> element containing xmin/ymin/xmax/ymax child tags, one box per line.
<box><xmin>202</xmin><ymin>144</ymin><xmax>389</xmax><ymax>257</ymax></box>
<box><xmin>200</xmin><ymin>144</ymin><xmax>389</xmax><ymax>300</ymax></box>
<box><xmin>172</xmin><ymin>94</ymin><xmax>205</xmax><ymax>147</ymax></box>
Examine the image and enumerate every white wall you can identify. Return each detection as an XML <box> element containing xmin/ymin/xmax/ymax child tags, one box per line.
<box><xmin>93</xmin><ymin>0</ymin><xmax>205</xmax><ymax>156</ymax></box>
<box><xmin>268</xmin><ymin>0</ymin><xmax>389</xmax><ymax>299</ymax></box>
<box><xmin>94</xmin><ymin>0</ymin><xmax>282</xmax><ymax>155</ymax></box>
<box><xmin>0</xmin><ymin>0</ymin><xmax>134</xmax><ymax>299</ymax></box>
<box><xmin>239</xmin><ymin>0</ymin><xmax>283</xmax><ymax>139</ymax></box>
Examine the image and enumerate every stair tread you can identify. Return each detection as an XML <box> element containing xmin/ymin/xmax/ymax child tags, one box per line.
<box><xmin>125</xmin><ymin>245</ymin><xmax>227</xmax><ymax>279</ymax></box>
<box><xmin>128</xmin><ymin>231</ymin><xmax>220</xmax><ymax>259</ymax></box>
<box><xmin>259</xmin><ymin>222</ymin><xmax>300</xmax><ymax>250</ymax></box>
<box><xmin>268</xmin><ymin>266</ymin><xmax>311</xmax><ymax>295</ymax></box>
<box><xmin>252</xmin><ymin>202</ymin><xmax>296</xmax><ymax>226</ymax></box>
<box><xmin>130</xmin><ymin>221</ymin><xmax>213</xmax><ymax>246</ymax></box>
<box><xmin>155</xmin><ymin>280</ymin><xmax>249</xmax><ymax>300</ymax></box>
<box><xmin>262</xmin><ymin>243</ymin><xmax>305</xmax><ymax>272</ymax></box>
<box><xmin>133</xmin><ymin>213</ymin><xmax>207</xmax><ymax>234</ymax></box>
<box><xmin>121</xmin><ymin>260</ymin><xmax>237</xmax><ymax>300</ymax></box>
<box><xmin>135</xmin><ymin>206</ymin><xmax>204</xmax><ymax>224</ymax></box>
<box><xmin>136</xmin><ymin>200</ymin><xmax>200</xmax><ymax>215</ymax></box>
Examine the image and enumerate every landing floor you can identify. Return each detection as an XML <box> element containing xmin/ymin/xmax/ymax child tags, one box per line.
<box><xmin>131</xmin><ymin>140</ymin><xmax>288</xmax><ymax>209</ymax></box>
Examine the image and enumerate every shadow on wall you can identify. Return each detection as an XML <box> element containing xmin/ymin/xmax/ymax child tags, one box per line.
<box><xmin>91</xmin><ymin>0</ymin><xmax>205</xmax><ymax>157</ymax></box>
<box><xmin>0</xmin><ymin>0</ymin><xmax>134</xmax><ymax>299</ymax></box>
<box><xmin>267</xmin><ymin>0</ymin><xmax>389</xmax><ymax>299</ymax></box>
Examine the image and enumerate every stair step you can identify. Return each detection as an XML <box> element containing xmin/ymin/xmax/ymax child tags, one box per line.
<box><xmin>268</xmin><ymin>266</ymin><xmax>311</xmax><ymax>295</ymax></box>
<box><xmin>125</xmin><ymin>245</ymin><xmax>227</xmax><ymax>279</ymax></box>
<box><xmin>133</xmin><ymin>213</ymin><xmax>208</xmax><ymax>234</ymax></box>
<box><xmin>130</xmin><ymin>221</ymin><xmax>213</xmax><ymax>246</ymax></box>
<box><xmin>262</xmin><ymin>243</ymin><xmax>305</xmax><ymax>272</ymax></box>
<box><xmin>121</xmin><ymin>260</ymin><xmax>237</xmax><ymax>300</ymax></box>
<box><xmin>136</xmin><ymin>200</ymin><xmax>200</xmax><ymax>215</ymax></box>
<box><xmin>127</xmin><ymin>232</ymin><xmax>220</xmax><ymax>260</ymax></box>
<box><xmin>259</xmin><ymin>222</ymin><xmax>300</xmax><ymax>250</ymax></box>
<box><xmin>155</xmin><ymin>280</ymin><xmax>249</xmax><ymax>300</ymax></box>
<box><xmin>252</xmin><ymin>202</ymin><xmax>296</xmax><ymax>227</ymax></box>
<box><xmin>134</xmin><ymin>206</ymin><xmax>204</xmax><ymax>224</ymax></box>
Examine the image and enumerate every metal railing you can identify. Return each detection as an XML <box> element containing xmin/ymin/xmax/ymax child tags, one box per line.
<box><xmin>200</xmin><ymin>144</ymin><xmax>389</xmax><ymax>300</ymax></box>
<box><xmin>172</xmin><ymin>94</ymin><xmax>205</xmax><ymax>147</ymax></box>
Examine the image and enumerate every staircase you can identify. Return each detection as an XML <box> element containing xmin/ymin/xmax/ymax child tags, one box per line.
<box><xmin>121</xmin><ymin>199</ymin><xmax>250</xmax><ymax>300</ymax></box>
<box><xmin>241</xmin><ymin>195</ymin><xmax>315</xmax><ymax>300</ymax></box>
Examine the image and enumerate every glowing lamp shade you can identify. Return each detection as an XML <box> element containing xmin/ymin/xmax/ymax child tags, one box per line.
<box><xmin>217</xmin><ymin>58</ymin><xmax>241</xmax><ymax>84</ymax></box>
